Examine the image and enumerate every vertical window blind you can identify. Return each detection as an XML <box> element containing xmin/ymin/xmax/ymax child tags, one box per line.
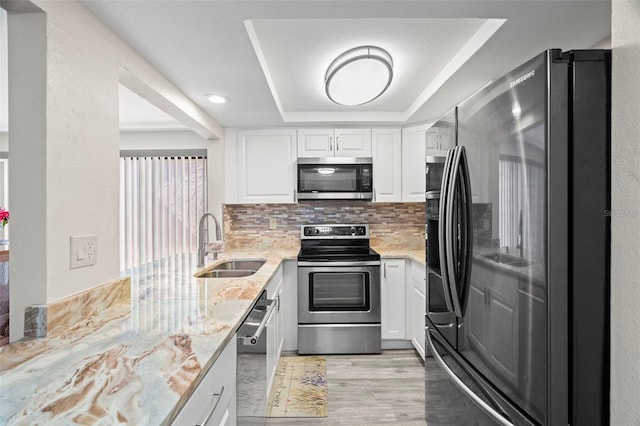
<box><xmin>498</xmin><ymin>156</ymin><xmax>545</xmax><ymax>260</ymax></box>
<box><xmin>119</xmin><ymin>151</ymin><xmax>207</xmax><ymax>275</ymax></box>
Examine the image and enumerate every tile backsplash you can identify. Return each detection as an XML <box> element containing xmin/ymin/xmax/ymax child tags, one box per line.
<box><xmin>223</xmin><ymin>202</ymin><xmax>425</xmax><ymax>250</ymax></box>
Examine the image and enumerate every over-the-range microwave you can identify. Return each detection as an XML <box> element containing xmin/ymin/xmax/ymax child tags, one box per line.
<box><xmin>296</xmin><ymin>157</ymin><xmax>373</xmax><ymax>201</ymax></box>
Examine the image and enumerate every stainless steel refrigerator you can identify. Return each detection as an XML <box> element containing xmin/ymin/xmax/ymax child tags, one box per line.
<box><xmin>425</xmin><ymin>49</ymin><xmax>610</xmax><ymax>425</ymax></box>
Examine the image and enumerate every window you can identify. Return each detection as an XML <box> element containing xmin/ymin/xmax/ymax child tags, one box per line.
<box><xmin>119</xmin><ymin>150</ymin><xmax>207</xmax><ymax>274</ymax></box>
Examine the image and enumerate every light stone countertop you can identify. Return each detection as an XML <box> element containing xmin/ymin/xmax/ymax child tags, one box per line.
<box><xmin>0</xmin><ymin>243</ymin><xmax>423</xmax><ymax>425</ymax></box>
<box><xmin>374</xmin><ymin>245</ymin><xmax>425</xmax><ymax>266</ymax></box>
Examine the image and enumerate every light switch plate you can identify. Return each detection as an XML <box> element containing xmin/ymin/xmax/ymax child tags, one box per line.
<box><xmin>70</xmin><ymin>235</ymin><xmax>97</xmax><ymax>269</ymax></box>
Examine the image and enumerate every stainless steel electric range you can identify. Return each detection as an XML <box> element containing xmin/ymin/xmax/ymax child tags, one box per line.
<box><xmin>297</xmin><ymin>224</ymin><xmax>381</xmax><ymax>354</ymax></box>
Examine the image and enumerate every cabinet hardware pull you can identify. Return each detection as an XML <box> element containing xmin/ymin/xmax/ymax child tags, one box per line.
<box><xmin>336</xmin><ymin>136</ymin><xmax>339</xmax><ymax>151</ymax></box>
<box><xmin>197</xmin><ymin>386</ymin><xmax>225</xmax><ymax>426</ymax></box>
<box><xmin>329</xmin><ymin>136</ymin><xmax>333</xmax><ymax>151</ymax></box>
<box><xmin>384</xmin><ymin>263</ymin><xmax>387</xmax><ymax>278</ymax></box>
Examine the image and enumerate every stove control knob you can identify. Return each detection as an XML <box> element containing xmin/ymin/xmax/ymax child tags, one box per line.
<box><xmin>350</xmin><ymin>226</ymin><xmax>356</xmax><ymax>235</ymax></box>
<box><xmin>304</xmin><ymin>227</ymin><xmax>316</xmax><ymax>236</ymax></box>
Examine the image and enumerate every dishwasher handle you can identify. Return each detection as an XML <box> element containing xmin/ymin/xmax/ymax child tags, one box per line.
<box><xmin>240</xmin><ymin>298</ymin><xmax>276</xmax><ymax>345</ymax></box>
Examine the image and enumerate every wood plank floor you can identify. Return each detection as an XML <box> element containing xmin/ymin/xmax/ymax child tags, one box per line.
<box><xmin>266</xmin><ymin>350</ymin><xmax>426</xmax><ymax>425</ymax></box>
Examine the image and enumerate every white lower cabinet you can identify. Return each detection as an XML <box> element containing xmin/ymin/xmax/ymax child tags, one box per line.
<box><xmin>172</xmin><ymin>337</ymin><xmax>237</xmax><ymax>426</ymax></box>
<box><xmin>409</xmin><ymin>260</ymin><xmax>426</xmax><ymax>360</ymax></box>
<box><xmin>381</xmin><ymin>258</ymin><xmax>406</xmax><ymax>339</ymax></box>
<box><xmin>266</xmin><ymin>264</ymin><xmax>284</xmax><ymax>393</ymax></box>
<box><xmin>282</xmin><ymin>260</ymin><xmax>298</xmax><ymax>352</ymax></box>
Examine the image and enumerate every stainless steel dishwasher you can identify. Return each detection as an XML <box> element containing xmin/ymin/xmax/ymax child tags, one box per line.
<box><xmin>236</xmin><ymin>290</ymin><xmax>276</xmax><ymax>426</ymax></box>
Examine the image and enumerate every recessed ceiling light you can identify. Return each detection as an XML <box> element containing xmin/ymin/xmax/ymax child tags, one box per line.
<box><xmin>206</xmin><ymin>94</ymin><xmax>230</xmax><ymax>104</ymax></box>
<box><xmin>325</xmin><ymin>46</ymin><xmax>393</xmax><ymax>106</ymax></box>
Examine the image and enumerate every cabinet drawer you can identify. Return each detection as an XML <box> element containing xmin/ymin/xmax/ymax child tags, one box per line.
<box><xmin>172</xmin><ymin>337</ymin><xmax>237</xmax><ymax>426</ymax></box>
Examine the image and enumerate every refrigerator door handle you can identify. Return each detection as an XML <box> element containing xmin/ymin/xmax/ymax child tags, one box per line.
<box><xmin>459</xmin><ymin>146</ymin><xmax>473</xmax><ymax>315</ymax></box>
<box><xmin>445</xmin><ymin>146</ymin><xmax>464</xmax><ymax>318</ymax></box>
<box><xmin>426</xmin><ymin>328</ymin><xmax>515</xmax><ymax>426</ymax></box>
<box><xmin>438</xmin><ymin>148</ymin><xmax>456</xmax><ymax>313</ymax></box>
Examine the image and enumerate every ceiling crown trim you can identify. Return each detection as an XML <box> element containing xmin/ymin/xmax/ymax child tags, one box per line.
<box><xmin>245</xmin><ymin>17</ymin><xmax>506</xmax><ymax>124</ymax></box>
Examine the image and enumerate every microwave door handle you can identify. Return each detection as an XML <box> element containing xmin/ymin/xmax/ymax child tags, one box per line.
<box><xmin>445</xmin><ymin>146</ymin><xmax>464</xmax><ymax>318</ymax></box>
<box><xmin>438</xmin><ymin>148</ymin><xmax>456</xmax><ymax>313</ymax></box>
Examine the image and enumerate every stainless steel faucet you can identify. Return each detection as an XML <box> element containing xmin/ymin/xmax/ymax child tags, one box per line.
<box><xmin>198</xmin><ymin>212</ymin><xmax>222</xmax><ymax>267</ymax></box>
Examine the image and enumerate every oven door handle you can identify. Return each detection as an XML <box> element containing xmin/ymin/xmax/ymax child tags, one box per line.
<box><xmin>297</xmin><ymin>261</ymin><xmax>381</xmax><ymax>267</ymax></box>
<box><xmin>240</xmin><ymin>299</ymin><xmax>276</xmax><ymax>345</ymax></box>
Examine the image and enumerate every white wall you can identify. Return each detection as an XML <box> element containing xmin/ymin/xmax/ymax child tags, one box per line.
<box><xmin>119</xmin><ymin>129</ymin><xmax>209</xmax><ymax>150</ymax></box>
<box><xmin>611</xmin><ymin>1</ymin><xmax>640</xmax><ymax>423</ymax></box>
<box><xmin>6</xmin><ymin>9</ymin><xmax>49</xmax><ymax>341</ymax></box>
<box><xmin>3</xmin><ymin>1</ymin><xmax>223</xmax><ymax>341</ymax></box>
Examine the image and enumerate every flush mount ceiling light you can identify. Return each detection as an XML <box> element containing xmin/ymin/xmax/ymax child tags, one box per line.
<box><xmin>206</xmin><ymin>94</ymin><xmax>230</xmax><ymax>104</ymax></box>
<box><xmin>325</xmin><ymin>46</ymin><xmax>393</xmax><ymax>106</ymax></box>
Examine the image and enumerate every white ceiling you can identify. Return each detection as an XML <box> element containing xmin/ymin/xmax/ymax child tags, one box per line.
<box><xmin>80</xmin><ymin>1</ymin><xmax>611</xmax><ymax>129</ymax></box>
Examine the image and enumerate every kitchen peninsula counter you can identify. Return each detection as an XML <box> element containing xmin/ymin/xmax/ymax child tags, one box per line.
<box><xmin>0</xmin><ymin>242</ymin><xmax>424</xmax><ymax>425</ymax></box>
<box><xmin>0</xmin><ymin>247</ymin><xmax>297</xmax><ymax>425</ymax></box>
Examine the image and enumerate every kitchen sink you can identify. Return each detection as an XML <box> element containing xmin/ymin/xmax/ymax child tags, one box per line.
<box><xmin>197</xmin><ymin>270</ymin><xmax>257</xmax><ymax>278</ymax></box>
<box><xmin>210</xmin><ymin>259</ymin><xmax>266</xmax><ymax>272</ymax></box>
<box><xmin>195</xmin><ymin>258</ymin><xmax>266</xmax><ymax>278</ymax></box>
<box><xmin>481</xmin><ymin>252</ymin><xmax>531</xmax><ymax>268</ymax></box>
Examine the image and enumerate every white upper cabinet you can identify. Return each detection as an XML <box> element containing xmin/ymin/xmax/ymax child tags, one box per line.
<box><xmin>372</xmin><ymin>128</ymin><xmax>402</xmax><ymax>202</ymax></box>
<box><xmin>297</xmin><ymin>128</ymin><xmax>372</xmax><ymax>158</ymax></box>
<box><xmin>236</xmin><ymin>129</ymin><xmax>297</xmax><ymax>204</ymax></box>
<box><xmin>401</xmin><ymin>123</ymin><xmax>430</xmax><ymax>202</ymax></box>
<box><xmin>296</xmin><ymin>128</ymin><xmax>333</xmax><ymax>157</ymax></box>
<box><xmin>425</xmin><ymin>126</ymin><xmax>453</xmax><ymax>158</ymax></box>
<box><xmin>334</xmin><ymin>128</ymin><xmax>372</xmax><ymax>157</ymax></box>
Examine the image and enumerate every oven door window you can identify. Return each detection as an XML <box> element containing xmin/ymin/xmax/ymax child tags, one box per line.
<box><xmin>309</xmin><ymin>272</ymin><xmax>370</xmax><ymax>311</ymax></box>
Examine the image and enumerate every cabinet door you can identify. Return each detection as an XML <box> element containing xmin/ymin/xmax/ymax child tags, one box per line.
<box><xmin>334</xmin><ymin>128</ymin><xmax>372</xmax><ymax>157</ymax></box>
<box><xmin>401</xmin><ymin>124</ymin><xmax>428</xmax><ymax>202</ymax></box>
<box><xmin>297</xmin><ymin>129</ymin><xmax>334</xmax><ymax>157</ymax></box>
<box><xmin>412</xmin><ymin>285</ymin><xmax>426</xmax><ymax>361</ymax></box>
<box><xmin>275</xmin><ymin>284</ymin><xmax>284</xmax><ymax>359</ymax></box>
<box><xmin>172</xmin><ymin>337</ymin><xmax>237</xmax><ymax>426</ymax></box>
<box><xmin>372</xmin><ymin>128</ymin><xmax>402</xmax><ymax>202</ymax></box>
<box><xmin>381</xmin><ymin>259</ymin><xmax>406</xmax><ymax>339</ymax></box>
<box><xmin>266</xmin><ymin>306</ymin><xmax>278</xmax><ymax>394</ymax></box>
<box><xmin>282</xmin><ymin>260</ymin><xmax>298</xmax><ymax>352</ymax></box>
<box><xmin>410</xmin><ymin>261</ymin><xmax>426</xmax><ymax>360</ymax></box>
<box><xmin>237</xmin><ymin>130</ymin><xmax>297</xmax><ymax>203</ymax></box>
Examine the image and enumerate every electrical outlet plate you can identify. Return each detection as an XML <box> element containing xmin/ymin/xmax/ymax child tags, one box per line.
<box><xmin>70</xmin><ymin>235</ymin><xmax>97</xmax><ymax>269</ymax></box>
<box><xmin>269</xmin><ymin>218</ymin><xmax>277</xmax><ymax>230</ymax></box>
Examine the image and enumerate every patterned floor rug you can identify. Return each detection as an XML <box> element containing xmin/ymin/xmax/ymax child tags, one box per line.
<box><xmin>267</xmin><ymin>356</ymin><xmax>328</xmax><ymax>418</ymax></box>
